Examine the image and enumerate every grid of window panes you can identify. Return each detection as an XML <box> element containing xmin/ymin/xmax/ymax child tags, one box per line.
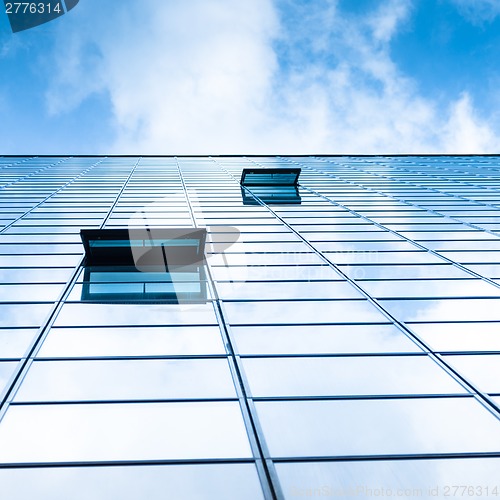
<box><xmin>0</xmin><ymin>155</ymin><xmax>500</xmax><ymax>499</ymax></box>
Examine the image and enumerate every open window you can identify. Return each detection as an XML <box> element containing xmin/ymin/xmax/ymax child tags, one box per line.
<box><xmin>240</xmin><ymin>167</ymin><xmax>301</xmax><ymax>205</ymax></box>
<box><xmin>79</xmin><ymin>228</ymin><xmax>208</xmax><ymax>303</ymax></box>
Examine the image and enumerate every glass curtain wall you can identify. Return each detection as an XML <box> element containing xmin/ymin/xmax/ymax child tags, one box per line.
<box><xmin>0</xmin><ymin>155</ymin><xmax>499</xmax><ymax>499</ymax></box>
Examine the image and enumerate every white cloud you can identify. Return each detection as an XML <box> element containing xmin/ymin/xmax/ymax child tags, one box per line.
<box><xmin>45</xmin><ymin>0</ymin><xmax>500</xmax><ymax>154</ymax></box>
<box><xmin>442</xmin><ymin>93</ymin><xmax>500</xmax><ymax>153</ymax></box>
<box><xmin>449</xmin><ymin>0</ymin><xmax>500</xmax><ymax>24</ymax></box>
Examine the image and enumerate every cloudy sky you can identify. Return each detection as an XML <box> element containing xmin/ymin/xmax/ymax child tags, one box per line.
<box><xmin>1</xmin><ymin>0</ymin><xmax>500</xmax><ymax>154</ymax></box>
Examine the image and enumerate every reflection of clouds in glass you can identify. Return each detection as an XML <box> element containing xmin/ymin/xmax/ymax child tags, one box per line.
<box><xmin>0</xmin><ymin>304</ymin><xmax>53</xmax><ymax>328</ymax></box>
<box><xmin>438</xmin><ymin>250</ymin><xmax>500</xmax><ymax>264</ymax></box>
<box><xmin>276</xmin><ymin>458</ymin><xmax>500</xmax><ymax>500</ymax></box>
<box><xmin>224</xmin><ymin>300</ymin><xmax>388</xmax><ymax>325</ymax></box>
<box><xmin>15</xmin><ymin>359</ymin><xmax>237</xmax><ymax>401</ymax></box>
<box><xmin>255</xmin><ymin>398</ymin><xmax>500</xmax><ymax>457</ymax></box>
<box><xmin>211</xmin><ymin>265</ymin><xmax>340</xmax><ymax>282</ymax></box>
<box><xmin>341</xmin><ymin>264</ymin><xmax>471</xmax><ymax>280</ymax></box>
<box><xmin>232</xmin><ymin>324</ymin><xmax>421</xmax><ymax>355</ymax></box>
<box><xmin>209</xmin><ymin>252</ymin><xmax>324</xmax><ymax>266</ymax></box>
<box><xmin>0</xmin><ymin>268</ymin><xmax>73</xmax><ymax>283</ymax></box>
<box><xmin>0</xmin><ymin>402</ymin><xmax>252</xmax><ymax>463</ymax></box>
<box><xmin>358</xmin><ymin>278</ymin><xmax>500</xmax><ymax>298</ymax></box>
<box><xmin>217</xmin><ymin>281</ymin><xmax>364</xmax><ymax>300</ymax></box>
<box><xmin>53</xmin><ymin>303</ymin><xmax>218</xmax><ymax>327</ymax></box>
<box><xmin>0</xmin><ymin>255</ymin><xmax>80</xmax><ymax>266</ymax></box>
<box><xmin>442</xmin><ymin>354</ymin><xmax>500</xmax><ymax>393</ymax></box>
<box><xmin>326</xmin><ymin>251</ymin><xmax>445</xmax><ymax>265</ymax></box>
<box><xmin>242</xmin><ymin>355</ymin><xmax>466</xmax><ymax>397</ymax></box>
<box><xmin>0</xmin><ymin>361</ymin><xmax>19</xmax><ymax>395</ymax></box>
<box><xmin>0</xmin><ymin>329</ymin><xmax>38</xmax><ymax>358</ymax></box>
<box><xmin>0</xmin><ymin>284</ymin><xmax>65</xmax><ymax>302</ymax></box>
<box><xmin>409</xmin><ymin>322</ymin><xmax>500</xmax><ymax>352</ymax></box>
<box><xmin>37</xmin><ymin>326</ymin><xmax>225</xmax><ymax>357</ymax></box>
<box><xmin>380</xmin><ymin>298</ymin><xmax>500</xmax><ymax>322</ymax></box>
<box><xmin>0</xmin><ymin>463</ymin><xmax>264</xmax><ymax>500</ymax></box>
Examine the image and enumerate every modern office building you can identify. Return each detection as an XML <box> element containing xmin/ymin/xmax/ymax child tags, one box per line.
<box><xmin>0</xmin><ymin>155</ymin><xmax>500</xmax><ymax>499</ymax></box>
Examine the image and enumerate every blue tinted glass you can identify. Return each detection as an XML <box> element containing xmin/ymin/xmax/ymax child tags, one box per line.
<box><xmin>0</xmin><ymin>402</ymin><xmax>252</xmax><ymax>463</ymax></box>
<box><xmin>276</xmin><ymin>458</ymin><xmax>500</xmax><ymax>500</ymax></box>
<box><xmin>0</xmin><ymin>464</ymin><xmax>265</xmax><ymax>500</ymax></box>
<box><xmin>255</xmin><ymin>398</ymin><xmax>500</xmax><ymax>457</ymax></box>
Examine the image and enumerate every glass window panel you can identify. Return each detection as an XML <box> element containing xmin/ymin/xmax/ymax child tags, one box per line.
<box><xmin>0</xmin><ymin>329</ymin><xmax>37</xmax><ymax>358</ymax></box>
<box><xmin>0</xmin><ymin>361</ymin><xmax>18</xmax><ymax>394</ymax></box>
<box><xmin>217</xmin><ymin>281</ymin><xmax>363</xmax><ymax>300</ymax></box>
<box><xmin>357</xmin><ymin>279</ymin><xmax>500</xmax><ymax>298</ymax></box>
<box><xmin>297</xmin><ymin>225</ymin><xmax>385</xmax><ymax>232</ymax></box>
<box><xmin>208</xmin><ymin>225</ymin><xmax>290</xmax><ymax>233</ymax></box>
<box><xmin>276</xmin><ymin>458</ymin><xmax>500</xmax><ymax>500</ymax></box>
<box><xmin>384</xmin><ymin>224</ymin><xmax>468</xmax><ymax>231</ymax></box>
<box><xmin>208</xmin><ymin>232</ymin><xmax>300</xmax><ymax>242</ymax></box>
<box><xmin>314</xmin><ymin>241</ymin><xmax>420</xmax><ymax>252</ymax></box>
<box><xmin>211</xmin><ymin>265</ymin><xmax>341</xmax><ymax>281</ymax></box>
<box><xmin>37</xmin><ymin>326</ymin><xmax>225</xmax><ymax>357</ymax></box>
<box><xmin>0</xmin><ymin>464</ymin><xmax>264</xmax><ymax>500</ymax></box>
<box><xmin>466</xmin><ymin>264</ymin><xmax>500</xmax><ymax>279</ymax></box>
<box><xmin>404</xmin><ymin>231</ymin><xmax>498</xmax><ymax>241</ymax></box>
<box><xmin>327</xmin><ymin>252</ymin><xmax>445</xmax><ymax>265</ymax></box>
<box><xmin>224</xmin><ymin>300</ymin><xmax>388</xmax><ymax>325</ymax></box>
<box><xmin>0</xmin><ymin>255</ymin><xmax>81</xmax><ymax>266</ymax></box>
<box><xmin>15</xmin><ymin>359</ymin><xmax>236</xmax><ymax>402</ymax></box>
<box><xmin>442</xmin><ymin>354</ymin><xmax>500</xmax><ymax>393</ymax></box>
<box><xmin>243</xmin><ymin>356</ymin><xmax>464</xmax><ymax>397</ymax></box>
<box><xmin>0</xmin><ymin>304</ymin><xmax>52</xmax><ymax>328</ymax></box>
<box><xmin>339</xmin><ymin>264</ymin><xmax>471</xmax><ymax>280</ymax></box>
<box><xmin>439</xmin><ymin>251</ymin><xmax>500</xmax><ymax>264</ymax></box>
<box><xmin>255</xmin><ymin>398</ymin><xmax>500</xmax><ymax>457</ymax></box>
<box><xmin>380</xmin><ymin>298</ymin><xmax>500</xmax><ymax>322</ymax></box>
<box><xmin>232</xmin><ymin>324</ymin><xmax>421</xmax><ymax>355</ymax></box>
<box><xmin>422</xmin><ymin>240</ymin><xmax>500</xmax><ymax>251</ymax></box>
<box><xmin>307</xmin><ymin>232</ymin><xmax>404</xmax><ymax>241</ymax></box>
<box><xmin>54</xmin><ymin>303</ymin><xmax>217</xmax><ymax>327</ymax></box>
<box><xmin>0</xmin><ymin>244</ymin><xmax>82</xmax><ymax>255</ymax></box>
<box><xmin>208</xmin><ymin>253</ymin><xmax>324</xmax><ymax>266</ymax></box>
<box><xmin>0</xmin><ymin>234</ymin><xmax>82</xmax><ymax>243</ymax></box>
<box><xmin>0</xmin><ymin>284</ymin><xmax>65</xmax><ymax>302</ymax></box>
<box><xmin>409</xmin><ymin>322</ymin><xmax>500</xmax><ymax>352</ymax></box>
<box><xmin>207</xmin><ymin>242</ymin><xmax>310</xmax><ymax>253</ymax></box>
<box><xmin>0</xmin><ymin>402</ymin><xmax>252</xmax><ymax>463</ymax></box>
<box><xmin>0</xmin><ymin>268</ymin><xmax>73</xmax><ymax>283</ymax></box>
<box><xmin>3</xmin><ymin>227</ymin><xmax>82</xmax><ymax>235</ymax></box>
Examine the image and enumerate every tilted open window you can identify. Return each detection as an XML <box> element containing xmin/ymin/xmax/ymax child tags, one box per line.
<box><xmin>240</xmin><ymin>167</ymin><xmax>301</xmax><ymax>205</ymax></box>
<box><xmin>80</xmin><ymin>228</ymin><xmax>208</xmax><ymax>303</ymax></box>
<box><xmin>240</xmin><ymin>168</ymin><xmax>301</xmax><ymax>186</ymax></box>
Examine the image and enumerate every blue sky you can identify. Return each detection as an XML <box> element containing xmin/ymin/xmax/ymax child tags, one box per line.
<box><xmin>1</xmin><ymin>0</ymin><xmax>500</xmax><ymax>154</ymax></box>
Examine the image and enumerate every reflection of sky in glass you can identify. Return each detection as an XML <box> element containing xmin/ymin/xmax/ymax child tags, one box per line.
<box><xmin>2</xmin><ymin>156</ymin><xmax>500</xmax><ymax>497</ymax></box>
<box><xmin>232</xmin><ymin>324</ymin><xmax>420</xmax><ymax>355</ymax></box>
<box><xmin>0</xmin><ymin>329</ymin><xmax>38</xmax><ymax>358</ymax></box>
<box><xmin>0</xmin><ymin>304</ymin><xmax>53</xmax><ymax>328</ymax></box>
<box><xmin>0</xmin><ymin>361</ymin><xmax>19</xmax><ymax>395</ymax></box>
<box><xmin>53</xmin><ymin>303</ymin><xmax>217</xmax><ymax>327</ymax></box>
<box><xmin>15</xmin><ymin>359</ymin><xmax>237</xmax><ymax>401</ymax></box>
<box><xmin>37</xmin><ymin>326</ymin><xmax>226</xmax><ymax>357</ymax></box>
<box><xmin>224</xmin><ymin>300</ymin><xmax>388</xmax><ymax>325</ymax></box>
<box><xmin>442</xmin><ymin>354</ymin><xmax>500</xmax><ymax>393</ymax></box>
<box><xmin>256</xmin><ymin>398</ymin><xmax>500</xmax><ymax>457</ymax></box>
<box><xmin>276</xmin><ymin>458</ymin><xmax>500</xmax><ymax>500</ymax></box>
<box><xmin>0</xmin><ymin>464</ymin><xmax>264</xmax><ymax>500</ymax></box>
<box><xmin>243</xmin><ymin>355</ymin><xmax>466</xmax><ymax>397</ymax></box>
<box><xmin>358</xmin><ymin>279</ymin><xmax>500</xmax><ymax>299</ymax></box>
<box><xmin>0</xmin><ymin>402</ymin><xmax>252</xmax><ymax>463</ymax></box>
<box><xmin>380</xmin><ymin>298</ymin><xmax>500</xmax><ymax>322</ymax></box>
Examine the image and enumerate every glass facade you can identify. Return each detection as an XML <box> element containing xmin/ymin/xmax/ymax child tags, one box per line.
<box><xmin>0</xmin><ymin>155</ymin><xmax>500</xmax><ymax>499</ymax></box>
